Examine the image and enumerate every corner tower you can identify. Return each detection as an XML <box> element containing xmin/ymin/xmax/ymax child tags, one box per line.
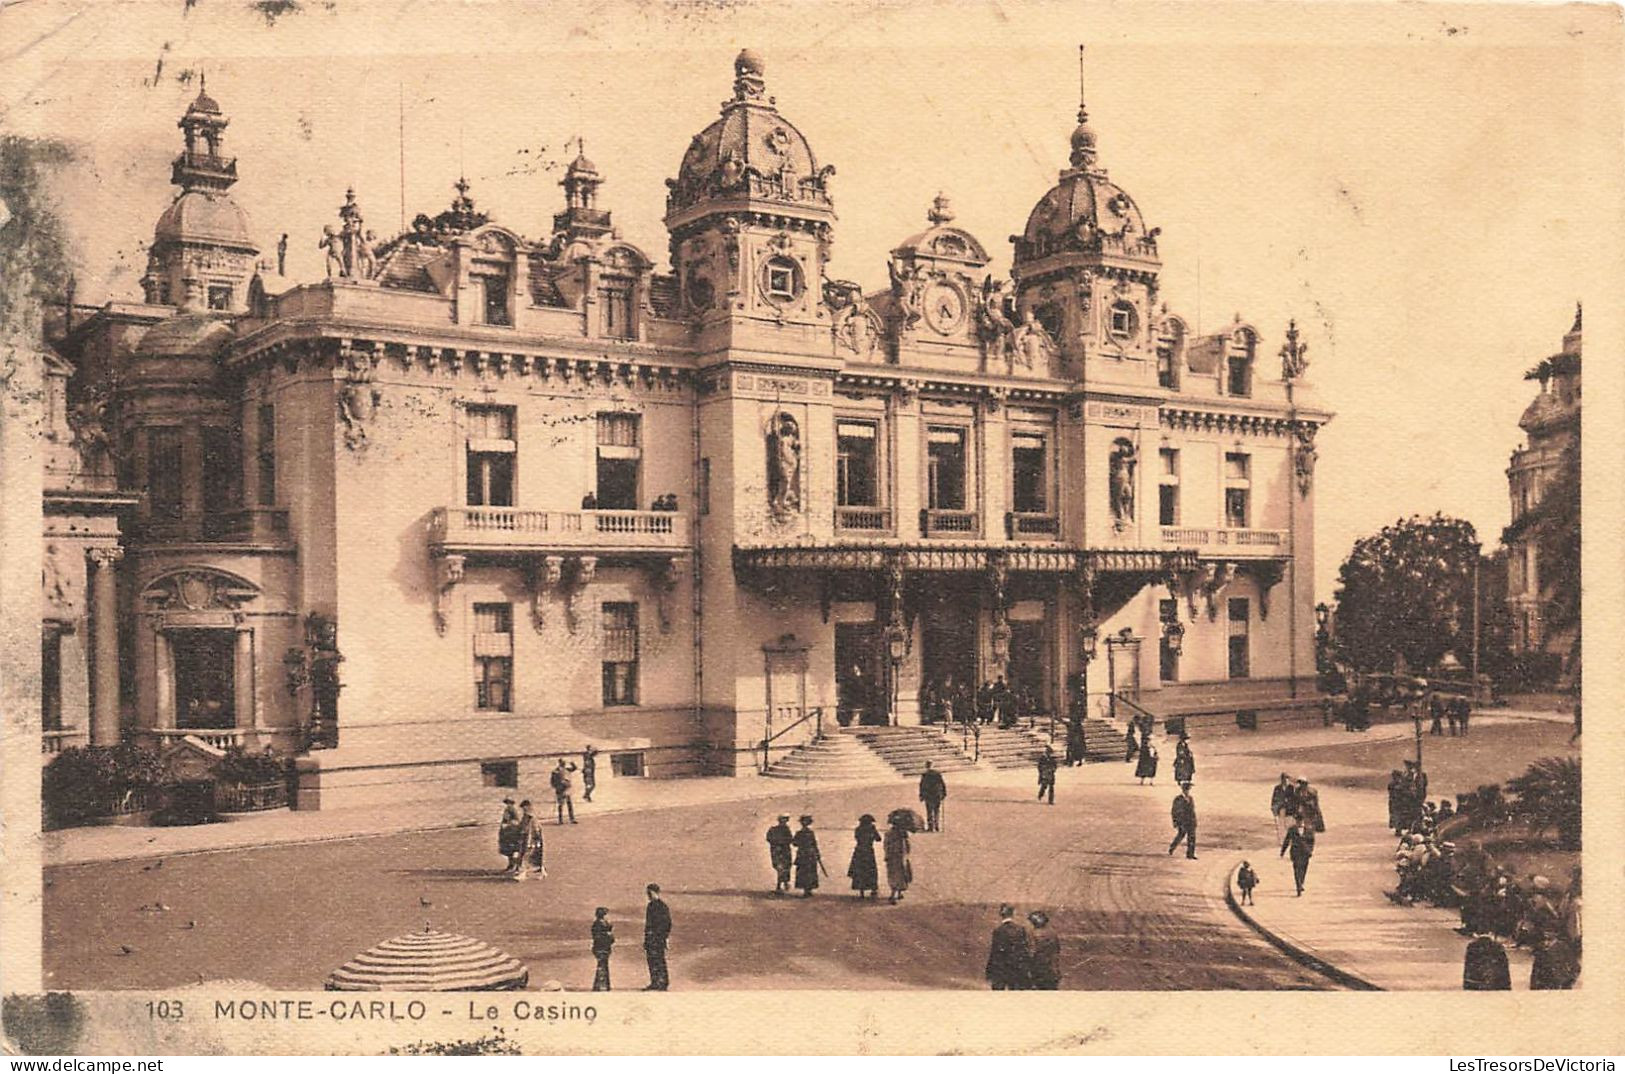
<box><xmin>141</xmin><ymin>80</ymin><xmax>260</xmax><ymax>313</ymax></box>
<box><xmin>1010</xmin><ymin>48</ymin><xmax>1161</xmax><ymax>386</ymax></box>
<box><xmin>665</xmin><ymin>50</ymin><xmax>836</xmax><ymax>347</ymax></box>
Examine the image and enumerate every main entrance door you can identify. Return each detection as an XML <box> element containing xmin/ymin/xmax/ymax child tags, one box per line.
<box><xmin>835</xmin><ymin>622</ymin><xmax>884</xmax><ymax>726</ymax></box>
<box><xmin>173</xmin><ymin>629</ymin><xmax>236</xmax><ymax>729</ymax></box>
<box><xmin>921</xmin><ymin>616</ymin><xmax>977</xmax><ymax>722</ymax></box>
<box><xmin>1008</xmin><ymin>619</ymin><xmax>1049</xmax><ymax>714</ymax></box>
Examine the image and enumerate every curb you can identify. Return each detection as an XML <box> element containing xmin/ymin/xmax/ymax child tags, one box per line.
<box><xmin>1223</xmin><ymin>861</ymin><xmax>1383</xmax><ymax>991</ymax></box>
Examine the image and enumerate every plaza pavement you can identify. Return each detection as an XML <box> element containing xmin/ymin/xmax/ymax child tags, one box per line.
<box><xmin>41</xmin><ymin>708</ymin><xmax>1571</xmax><ymax>990</ymax></box>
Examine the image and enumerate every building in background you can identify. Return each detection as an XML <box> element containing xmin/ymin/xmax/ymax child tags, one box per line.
<box><xmin>1504</xmin><ymin>306</ymin><xmax>1581</xmax><ymax>662</ymax></box>
<box><xmin>48</xmin><ymin>50</ymin><xmax>1331</xmax><ymax>807</ymax></box>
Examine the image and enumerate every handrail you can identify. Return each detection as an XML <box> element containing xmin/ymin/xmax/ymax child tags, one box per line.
<box><xmin>758</xmin><ymin>707</ymin><xmax>824</xmax><ymax>774</ymax></box>
<box><xmin>1112</xmin><ymin>691</ymin><xmax>1160</xmax><ymax>731</ymax></box>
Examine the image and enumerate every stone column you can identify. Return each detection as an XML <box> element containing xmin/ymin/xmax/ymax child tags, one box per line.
<box><xmin>234</xmin><ymin>627</ymin><xmax>256</xmax><ymax>744</ymax></box>
<box><xmin>86</xmin><ymin>547</ymin><xmax>124</xmax><ymax>746</ymax></box>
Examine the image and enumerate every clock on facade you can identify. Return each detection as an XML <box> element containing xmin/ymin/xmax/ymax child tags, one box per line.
<box><xmin>922</xmin><ymin>281</ymin><xmax>966</xmax><ymax>334</ymax></box>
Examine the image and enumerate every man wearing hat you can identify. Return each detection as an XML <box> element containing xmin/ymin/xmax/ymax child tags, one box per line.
<box><xmin>590</xmin><ymin>907</ymin><xmax>615</xmax><ymax>992</ymax></box>
<box><xmin>918</xmin><ymin>760</ymin><xmax>948</xmax><ymax>832</ymax></box>
<box><xmin>1169</xmin><ymin>782</ymin><xmax>1197</xmax><ymax>859</ymax></box>
<box><xmin>1027</xmin><ymin>911</ymin><xmax>1061</xmax><ymax>990</ymax></box>
<box><xmin>985</xmin><ymin>904</ymin><xmax>1032</xmax><ymax>990</ymax></box>
<box><xmin>766</xmin><ymin>814</ymin><xmax>795</xmax><ymax>894</ymax></box>
<box><xmin>1270</xmin><ymin>773</ymin><xmax>1295</xmax><ymax>841</ymax></box>
<box><xmin>581</xmin><ymin>745</ymin><xmax>598</xmax><ymax>803</ymax></box>
<box><xmin>643</xmin><ymin>883</ymin><xmax>671</xmax><ymax>991</ymax></box>
<box><xmin>792</xmin><ymin>816</ymin><xmax>824</xmax><ymax>897</ymax></box>
<box><xmin>1036</xmin><ymin>745</ymin><xmax>1058</xmax><ymax>806</ymax></box>
<box><xmin>1280</xmin><ymin>814</ymin><xmax>1316</xmax><ymax>896</ymax></box>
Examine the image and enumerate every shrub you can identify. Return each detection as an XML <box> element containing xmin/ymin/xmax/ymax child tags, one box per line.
<box><xmin>42</xmin><ymin>744</ymin><xmax>164</xmax><ymax>826</ymax></box>
<box><xmin>216</xmin><ymin>746</ymin><xmax>288</xmax><ymax>787</ymax></box>
<box><xmin>1505</xmin><ymin>756</ymin><xmax>1581</xmax><ymax>851</ymax></box>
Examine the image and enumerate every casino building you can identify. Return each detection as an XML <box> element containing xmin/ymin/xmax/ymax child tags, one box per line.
<box><xmin>48</xmin><ymin>51</ymin><xmax>1332</xmax><ymax>807</ymax></box>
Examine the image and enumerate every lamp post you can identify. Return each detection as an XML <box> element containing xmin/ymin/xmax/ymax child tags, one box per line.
<box><xmin>1077</xmin><ymin>613</ymin><xmax>1099</xmax><ymax>761</ymax></box>
<box><xmin>885</xmin><ymin>620</ymin><xmax>907</xmax><ymax>727</ymax></box>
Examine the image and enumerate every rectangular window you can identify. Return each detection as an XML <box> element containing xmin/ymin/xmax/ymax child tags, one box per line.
<box><xmin>926</xmin><ymin>426</ymin><xmax>967</xmax><ymax>511</ymax></box>
<box><xmin>611</xmin><ymin>751</ymin><xmax>646</xmax><ymax>777</ymax></box>
<box><xmin>601</xmin><ymin>602</ymin><xmax>639</xmax><ymax>706</ymax></box>
<box><xmin>148</xmin><ymin>426</ymin><xmax>184</xmax><ymax>519</ymax></box>
<box><xmin>837</xmin><ymin>420</ymin><xmax>880</xmax><ymax>507</ymax></box>
<box><xmin>207</xmin><ymin>285</ymin><xmax>232</xmax><ymax>311</ymax></box>
<box><xmin>465</xmin><ymin>405</ymin><xmax>516</xmax><ymax>507</ymax></box>
<box><xmin>1227</xmin><ymin>355</ymin><xmax>1252</xmax><ymax>398</ymax></box>
<box><xmin>481</xmin><ymin>275</ymin><xmax>511</xmax><ymax>327</ymax></box>
<box><xmin>1158</xmin><ymin>447</ymin><xmax>1179</xmax><ymax>526</ymax></box>
<box><xmin>1011</xmin><ymin>433</ymin><xmax>1048</xmax><ymax>513</ymax></box>
<box><xmin>600</xmin><ymin>284</ymin><xmax>635</xmax><ymax>339</ymax></box>
<box><xmin>41</xmin><ymin>632</ymin><xmax>62</xmax><ymax>732</ymax></box>
<box><xmin>256</xmin><ymin>405</ymin><xmax>276</xmax><ymax>506</ymax></box>
<box><xmin>766</xmin><ymin>264</ymin><xmax>796</xmax><ymax>299</ymax></box>
<box><xmin>1228</xmin><ymin>597</ymin><xmax>1251</xmax><ymax>679</ymax></box>
<box><xmin>1224</xmin><ymin>452</ymin><xmax>1250</xmax><ymax>528</ymax></box>
<box><xmin>480</xmin><ymin>760</ymin><xmax>519</xmax><ymax>788</ymax></box>
<box><xmin>699</xmin><ymin>458</ymin><xmax>711</xmax><ymax>516</ymax></box>
<box><xmin>1159</xmin><ymin>598</ymin><xmax>1180</xmax><ymax>683</ymax></box>
<box><xmin>201</xmin><ymin>425</ymin><xmax>239</xmax><ymax>520</ymax></box>
<box><xmin>473</xmin><ymin>602</ymin><xmax>513</xmax><ymax>711</ymax></box>
<box><xmin>595</xmin><ymin>413</ymin><xmax>641</xmax><ymax>510</ymax></box>
<box><xmin>1157</xmin><ymin>346</ymin><xmax>1179</xmax><ymax>390</ymax></box>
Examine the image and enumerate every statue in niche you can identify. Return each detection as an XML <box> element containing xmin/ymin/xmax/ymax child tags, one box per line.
<box><xmin>337</xmin><ymin>356</ymin><xmax>381</xmax><ymax>450</ymax></box>
<box><xmin>1294</xmin><ymin>425</ymin><xmax>1318</xmax><ymax>497</ymax></box>
<box><xmin>766</xmin><ymin>411</ymin><xmax>802</xmax><ymax>518</ymax></box>
<box><xmin>1009</xmin><ymin>308</ymin><xmax>1056</xmax><ymax>370</ymax></box>
<box><xmin>1109</xmin><ymin>439</ymin><xmax>1137</xmax><ymax>529</ymax></box>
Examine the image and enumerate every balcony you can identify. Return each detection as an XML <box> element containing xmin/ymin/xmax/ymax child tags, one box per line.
<box><xmin>428</xmin><ymin>507</ymin><xmax>690</xmax><ymax>557</ymax></box>
<box><xmin>1006</xmin><ymin>512</ymin><xmax>1060</xmax><ymax>540</ymax></box>
<box><xmin>835</xmin><ymin>506</ymin><xmax>893</xmax><ymax>534</ymax></box>
<box><xmin>921</xmin><ymin>509</ymin><xmax>979</xmax><ymax>539</ymax></box>
<box><xmin>42</xmin><ymin>727</ymin><xmax>87</xmax><ymax>760</ymax></box>
<box><xmin>146</xmin><ymin>727</ymin><xmax>252</xmax><ymax>751</ymax></box>
<box><xmin>1161</xmin><ymin>526</ymin><xmax>1289</xmax><ymax>557</ymax></box>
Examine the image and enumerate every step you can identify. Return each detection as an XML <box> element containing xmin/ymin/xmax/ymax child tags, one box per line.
<box><xmin>762</xmin><ymin>733</ymin><xmax>897</xmax><ymax>781</ymax></box>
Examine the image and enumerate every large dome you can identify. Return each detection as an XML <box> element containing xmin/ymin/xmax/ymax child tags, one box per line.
<box><xmin>665</xmin><ymin>50</ymin><xmax>832</xmax><ymax>221</ymax></box>
<box><xmin>1013</xmin><ymin>169</ymin><xmax>1150</xmax><ymax>266</ymax></box>
<box><xmin>154</xmin><ymin>190</ymin><xmax>256</xmax><ymax>250</ymax></box>
<box><xmin>135</xmin><ymin>313</ymin><xmax>234</xmax><ymax>357</ymax></box>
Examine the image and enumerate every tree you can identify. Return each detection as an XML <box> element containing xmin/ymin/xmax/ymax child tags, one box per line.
<box><xmin>1506</xmin><ymin>756</ymin><xmax>1581</xmax><ymax>851</ymax></box>
<box><xmin>1331</xmin><ymin>513</ymin><xmax>1482</xmax><ymax>676</ymax></box>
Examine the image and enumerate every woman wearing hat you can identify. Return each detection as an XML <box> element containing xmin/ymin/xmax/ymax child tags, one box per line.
<box><xmin>884</xmin><ymin>814</ymin><xmax>912</xmax><ymax>904</ymax></box>
<box><xmin>1027</xmin><ymin>911</ymin><xmax>1061</xmax><ymax>990</ymax></box>
<box><xmin>848</xmin><ymin>814</ymin><xmax>881</xmax><ymax>900</ymax></box>
<box><xmin>792</xmin><ymin>816</ymin><xmax>824</xmax><ymax>898</ymax></box>
<box><xmin>1134</xmin><ymin>738</ymin><xmax>1159</xmax><ymax>785</ymax></box>
<box><xmin>498</xmin><ymin>797</ymin><xmax>521</xmax><ymax>876</ymax></box>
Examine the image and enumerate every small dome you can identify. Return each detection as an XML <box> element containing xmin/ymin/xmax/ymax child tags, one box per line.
<box><xmin>188</xmin><ymin>89</ymin><xmax>222</xmax><ymax>116</ymax></box>
<box><xmin>135</xmin><ymin>313</ymin><xmax>234</xmax><ymax>358</ymax></box>
<box><xmin>567</xmin><ymin>152</ymin><xmax>598</xmax><ymax>175</ymax></box>
<box><xmin>155</xmin><ymin>190</ymin><xmax>256</xmax><ymax>249</ymax></box>
<box><xmin>1070</xmin><ymin>120</ymin><xmax>1098</xmax><ymax>165</ymax></box>
<box><xmin>735</xmin><ymin>48</ymin><xmax>765</xmax><ymax>77</ymax></box>
<box><xmin>892</xmin><ymin>195</ymin><xmax>989</xmax><ymax>265</ymax></box>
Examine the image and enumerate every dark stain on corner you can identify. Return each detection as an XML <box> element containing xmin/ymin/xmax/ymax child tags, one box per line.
<box><xmin>3</xmin><ymin>993</ymin><xmax>87</xmax><ymax>1055</ymax></box>
<box><xmin>0</xmin><ymin>135</ymin><xmax>77</xmax><ymax>341</ymax></box>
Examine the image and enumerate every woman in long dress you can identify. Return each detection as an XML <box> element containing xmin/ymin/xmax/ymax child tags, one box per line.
<box><xmin>1135</xmin><ymin>741</ymin><xmax>1159</xmax><ymax>785</ymax></box>
<box><xmin>1173</xmin><ymin>739</ymin><xmax>1195</xmax><ymax>786</ymax></box>
<box><xmin>848</xmin><ymin>814</ymin><xmax>880</xmax><ymax>899</ymax></box>
<box><xmin>792</xmin><ymin>815</ymin><xmax>822</xmax><ymax>898</ymax></box>
<box><xmin>884</xmin><ymin>820</ymin><xmax>912</xmax><ymax>904</ymax></box>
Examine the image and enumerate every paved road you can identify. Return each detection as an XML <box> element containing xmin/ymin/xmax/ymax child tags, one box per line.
<box><xmin>45</xmin><ymin>755</ymin><xmax>1328</xmax><ymax>992</ymax></box>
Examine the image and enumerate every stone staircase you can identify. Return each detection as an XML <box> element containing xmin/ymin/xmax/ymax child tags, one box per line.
<box><xmin>960</xmin><ymin>724</ymin><xmax>1051</xmax><ymax>769</ymax></box>
<box><xmin>1079</xmin><ymin>715</ymin><xmax>1127</xmax><ymax>762</ymax></box>
<box><xmin>761</xmin><ymin>731</ymin><xmax>898</xmax><ymax>782</ymax></box>
<box><xmin>842</xmin><ymin>725</ymin><xmax>978</xmax><ymax>776</ymax></box>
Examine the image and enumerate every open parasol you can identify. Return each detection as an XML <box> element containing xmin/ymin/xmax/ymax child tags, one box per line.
<box><xmin>325</xmin><ymin>928</ymin><xmax>529</xmax><ymax>991</ymax></box>
<box><xmin>887</xmin><ymin>808</ymin><xmax>924</xmax><ymax>832</ymax></box>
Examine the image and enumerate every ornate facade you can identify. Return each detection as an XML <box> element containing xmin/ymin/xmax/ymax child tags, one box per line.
<box><xmin>50</xmin><ymin>50</ymin><xmax>1331</xmax><ymax>807</ymax></box>
<box><xmin>1505</xmin><ymin>307</ymin><xmax>1581</xmax><ymax>656</ymax></box>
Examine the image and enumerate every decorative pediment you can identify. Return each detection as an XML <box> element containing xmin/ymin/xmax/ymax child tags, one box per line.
<box><xmin>140</xmin><ymin>569</ymin><xmax>260</xmax><ymax>611</ymax></box>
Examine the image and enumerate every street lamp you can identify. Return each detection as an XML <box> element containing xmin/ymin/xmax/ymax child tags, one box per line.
<box><xmin>885</xmin><ymin>620</ymin><xmax>907</xmax><ymax>727</ymax></box>
<box><xmin>1072</xmin><ymin>613</ymin><xmax>1100</xmax><ymax>761</ymax></box>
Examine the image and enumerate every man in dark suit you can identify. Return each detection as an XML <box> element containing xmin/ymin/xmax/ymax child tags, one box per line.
<box><xmin>1169</xmin><ymin>783</ymin><xmax>1197</xmax><ymax>859</ymax></box>
<box><xmin>1270</xmin><ymin>773</ymin><xmax>1296</xmax><ymax>841</ymax></box>
<box><xmin>642</xmin><ymin>883</ymin><xmax>672</xmax><ymax>991</ymax></box>
<box><xmin>1281</xmin><ymin>816</ymin><xmax>1316</xmax><ymax>896</ymax></box>
<box><xmin>985</xmin><ymin>904</ymin><xmax>1031</xmax><ymax>990</ymax></box>
<box><xmin>765</xmin><ymin>814</ymin><xmax>794</xmax><ymax>893</ymax></box>
<box><xmin>581</xmin><ymin>745</ymin><xmax>598</xmax><ymax>803</ymax></box>
<box><xmin>1462</xmin><ymin>929</ymin><xmax>1511</xmax><ymax>990</ymax></box>
<box><xmin>1036</xmin><ymin>747</ymin><xmax>1058</xmax><ymax>806</ymax></box>
<box><xmin>918</xmin><ymin>762</ymin><xmax>947</xmax><ymax>832</ymax></box>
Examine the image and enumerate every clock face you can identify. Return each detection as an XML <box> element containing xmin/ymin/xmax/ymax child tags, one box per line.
<box><xmin>923</xmin><ymin>282</ymin><xmax>966</xmax><ymax>334</ymax></box>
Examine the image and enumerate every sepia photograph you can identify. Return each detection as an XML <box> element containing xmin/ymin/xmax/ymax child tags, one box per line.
<box><xmin>0</xmin><ymin>0</ymin><xmax>1619</xmax><ymax>1057</ymax></box>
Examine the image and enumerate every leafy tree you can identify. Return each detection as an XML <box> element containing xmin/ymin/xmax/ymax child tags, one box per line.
<box><xmin>1506</xmin><ymin>756</ymin><xmax>1581</xmax><ymax>851</ymax></box>
<box><xmin>1331</xmin><ymin>513</ymin><xmax>1483</xmax><ymax>675</ymax></box>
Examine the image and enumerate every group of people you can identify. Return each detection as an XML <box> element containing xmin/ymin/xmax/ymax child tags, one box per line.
<box><xmin>1385</xmin><ymin>760</ymin><xmax>1431</xmax><ymax>835</ymax></box>
<box><xmin>1461</xmin><ymin>867</ymin><xmax>1582</xmax><ymax>990</ymax></box>
<box><xmin>917</xmin><ymin>675</ymin><xmax>1039</xmax><ymax>730</ymax></box>
<box><xmin>1427</xmin><ymin>692</ymin><xmax>1473</xmax><ymax>736</ymax></box>
<box><xmin>1268</xmin><ymin>773</ymin><xmax>1327</xmax><ymax>896</ymax></box>
<box><xmin>765</xmin><ymin>812</ymin><xmax>916</xmax><ymax>904</ymax></box>
<box><xmin>984</xmin><ymin>904</ymin><xmax>1064</xmax><ymax>989</ymax></box>
<box><xmin>586</xmin><ymin>884</ymin><xmax>672</xmax><ymax>992</ymax></box>
<box><xmin>495</xmin><ymin>750</ymin><xmax>600</xmax><ymax>879</ymax></box>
